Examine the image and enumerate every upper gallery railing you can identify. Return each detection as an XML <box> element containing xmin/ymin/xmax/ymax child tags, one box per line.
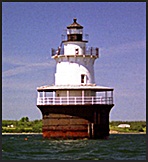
<box><xmin>51</xmin><ymin>47</ymin><xmax>99</xmax><ymax>57</ymax></box>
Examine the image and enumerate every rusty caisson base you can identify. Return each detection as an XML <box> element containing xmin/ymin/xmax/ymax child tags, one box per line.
<box><xmin>37</xmin><ymin>104</ymin><xmax>114</xmax><ymax>139</ymax></box>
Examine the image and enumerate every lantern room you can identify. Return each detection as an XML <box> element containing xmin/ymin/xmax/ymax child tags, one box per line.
<box><xmin>67</xmin><ymin>18</ymin><xmax>84</xmax><ymax>41</ymax></box>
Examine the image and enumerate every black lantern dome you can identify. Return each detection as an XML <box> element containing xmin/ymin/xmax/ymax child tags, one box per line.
<box><xmin>67</xmin><ymin>18</ymin><xmax>83</xmax><ymax>41</ymax></box>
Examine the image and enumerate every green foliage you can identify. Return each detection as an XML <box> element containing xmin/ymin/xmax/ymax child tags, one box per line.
<box><xmin>19</xmin><ymin>116</ymin><xmax>29</xmax><ymax>122</ymax></box>
<box><xmin>2</xmin><ymin>117</ymin><xmax>42</xmax><ymax>133</ymax></box>
<box><xmin>2</xmin><ymin>118</ymin><xmax>146</xmax><ymax>134</ymax></box>
<box><xmin>109</xmin><ymin>121</ymin><xmax>146</xmax><ymax>133</ymax></box>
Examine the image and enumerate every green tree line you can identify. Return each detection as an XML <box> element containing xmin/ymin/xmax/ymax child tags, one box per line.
<box><xmin>2</xmin><ymin>117</ymin><xmax>42</xmax><ymax>133</ymax></box>
<box><xmin>109</xmin><ymin>121</ymin><xmax>146</xmax><ymax>133</ymax></box>
<box><xmin>2</xmin><ymin>117</ymin><xmax>146</xmax><ymax>133</ymax></box>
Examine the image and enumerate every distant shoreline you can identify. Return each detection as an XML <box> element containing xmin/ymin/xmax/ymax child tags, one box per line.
<box><xmin>109</xmin><ymin>131</ymin><xmax>146</xmax><ymax>134</ymax></box>
<box><xmin>2</xmin><ymin>133</ymin><xmax>42</xmax><ymax>135</ymax></box>
<box><xmin>2</xmin><ymin>132</ymin><xmax>146</xmax><ymax>135</ymax></box>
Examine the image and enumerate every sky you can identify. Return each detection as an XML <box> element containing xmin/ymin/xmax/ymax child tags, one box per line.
<box><xmin>2</xmin><ymin>2</ymin><xmax>146</xmax><ymax>121</ymax></box>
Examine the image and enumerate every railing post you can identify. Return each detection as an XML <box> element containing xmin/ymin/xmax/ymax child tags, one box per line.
<box><xmin>111</xmin><ymin>91</ymin><xmax>113</xmax><ymax>104</ymax></box>
<box><xmin>92</xmin><ymin>97</ymin><xmax>94</xmax><ymax>105</ymax></box>
<box><xmin>37</xmin><ymin>92</ymin><xmax>40</xmax><ymax>98</ymax></box>
<box><xmin>90</xmin><ymin>47</ymin><xmax>92</xmax><ymax>55</ymax></box>
<box><xmin>105</xmin><ymin>91</ymin><xmax>107</xmax><ymax>104</ymax></box>
<box><xmin>43</xmin><ymin>91</ymin><xmax>45</xmax><ymax>105</ymax></box>
<box><xmin>82</xmin><ymin>90</ymin><xmax>84</xmax><ymax>104</ymax></box>
<box><xmin>51</xmin><ymin>91</ymin><xmax>55</xmax><ymax>105</ymax></box>
<box><xmin>96</xmin><ymin>48</ymin><xmax>99</xmax><ymax>57</ymax></box>
<box><xmin>67</xmin><ymin>90</ymin><xmax>69</xmax><ymax>105</ymax></box>
<box><xmin>75</xmin><ymin>97</ymin><xmax>76</xmax><ymax>105</ymax></box>
<box><xmin>51</xmin><ymin>48</ymin><xmax>54</xmax><ymax>56</ymax></box>
<box><xmin>53</xmin><ymin>92</ymin><xmax>55</xmax><ymax>105</ymax></box>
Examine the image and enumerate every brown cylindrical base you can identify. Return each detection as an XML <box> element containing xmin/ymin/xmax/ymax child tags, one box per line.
<box><xmin>42</xmin><ymin>114</ymin><xmax>88</xmax><ymax>139</ymax></box>
<box><xmin>37</xmin><ymin>104</ymin><xmax>114</xmax><ymax>139</ymax></box>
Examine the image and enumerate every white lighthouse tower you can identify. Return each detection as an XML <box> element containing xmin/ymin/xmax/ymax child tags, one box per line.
<box><xmin>37</xmin><ymin>18</ymin><xmax>114</xmax><ymax>139</ymax></box>
<box><xmin>54</xmin><ymin>18</ymin><xmax>97</xmax><ymax>87</ymax></box>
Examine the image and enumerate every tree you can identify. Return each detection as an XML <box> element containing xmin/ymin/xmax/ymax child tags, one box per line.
<box><xmin>19</xmin><ymin>117</ymin><xmax>29</xmax><ymax>122</ymax></box>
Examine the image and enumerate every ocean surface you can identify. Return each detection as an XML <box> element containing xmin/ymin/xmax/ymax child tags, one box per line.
<box><xmin>2</xmin><ymin>134</ymin><xmax>146</xmax><ymax>160</ymax></box>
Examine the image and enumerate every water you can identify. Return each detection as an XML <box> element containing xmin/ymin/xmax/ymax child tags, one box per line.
<box><xmin>2</xmin><ymin>134</ymin><xmax>146</xmax><ymax>160</ymax></box>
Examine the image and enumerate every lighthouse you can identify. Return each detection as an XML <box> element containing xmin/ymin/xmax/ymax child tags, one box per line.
<box><xmin>37</xmin><ymin>18</ymin><xmax>114</xmax><ymax>139</ymax></box>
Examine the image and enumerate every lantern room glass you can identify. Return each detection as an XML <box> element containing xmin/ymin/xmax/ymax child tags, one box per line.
<box><xmin>67</xmin><ymin>28</ymin><xmax>83</xmax><ymax>35</ymax></box>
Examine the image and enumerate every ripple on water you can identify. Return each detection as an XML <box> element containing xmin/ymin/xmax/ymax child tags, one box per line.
<box><xmin>2</xmin><ymin>134</ymin><xmax>146</xmax><ymax>160</ymax></box>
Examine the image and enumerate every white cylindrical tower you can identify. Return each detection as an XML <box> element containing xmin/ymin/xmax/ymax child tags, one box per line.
<box><xmin>52</xmin><ymin>18</ymin><xmax>99</xmax><ymax>86</ymax></box>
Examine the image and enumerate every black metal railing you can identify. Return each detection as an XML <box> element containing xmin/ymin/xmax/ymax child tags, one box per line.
<box><xmin>51</xmin><ymin>47</ymin><xmax>99</xmax><ymax>57</ymax></box>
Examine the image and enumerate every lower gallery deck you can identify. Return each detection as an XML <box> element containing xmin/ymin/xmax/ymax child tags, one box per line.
<box><xmin>37</xmin><ymin>85</ymin><xmax>114</xmax><ymax>106</ymax></box>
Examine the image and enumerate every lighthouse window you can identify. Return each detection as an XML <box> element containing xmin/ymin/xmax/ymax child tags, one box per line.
<box><xmin>81</xmin><ymin>74</ymin><xmax>85</xmax><ymax>83</ymax></box>
<box><xmin>75</xmin><ymin>48</ymin><xmax>79</xmax><ymax>55</ymax></box>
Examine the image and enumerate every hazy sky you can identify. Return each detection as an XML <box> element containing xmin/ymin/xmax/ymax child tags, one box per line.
<box><xmin>2</xmin><ymin>2</ymin><xmax>146</xmax><ymax>121</ymax></box>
